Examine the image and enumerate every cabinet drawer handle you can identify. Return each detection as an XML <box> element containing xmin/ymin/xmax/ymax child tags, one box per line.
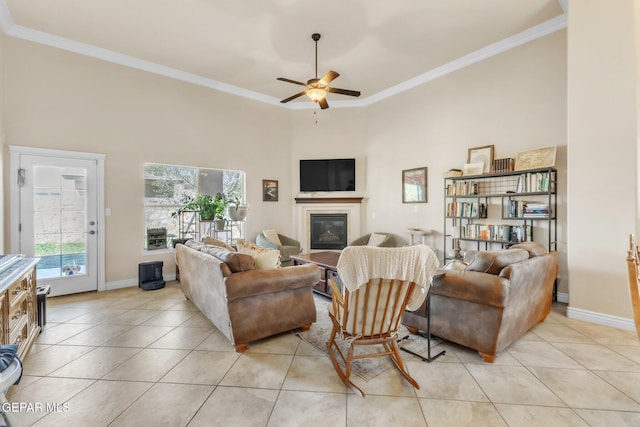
<box><xmin>11</xmin><ymin>310</ymin><xmax>22</xmax><ymax>320</ymax></box>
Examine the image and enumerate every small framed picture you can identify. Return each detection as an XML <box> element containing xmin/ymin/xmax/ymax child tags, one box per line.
<box><xmin>467</xmin><ymin>145</ymin><xmax>495</xmax><ymax>174</ymax></box>
<box><xmin>402</xmin><ymin>167</ymin><xmax>428</xmax><ymax>203</ymax></box>
<box><xmin>262</xmin><ymin>179</ymin><xmax>278</xmax><ymax>201</ymax></box>
<box><xmin>515</xmin><ymin>146</ymin><xmax>557</xmax><ymax>171</ymax></box>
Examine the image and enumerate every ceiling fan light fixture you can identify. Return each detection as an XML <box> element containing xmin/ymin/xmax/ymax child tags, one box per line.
<box><xmin>306</xmin><ymin>88</ymin><xmax>326</xmax><ymax>102</ymax></box>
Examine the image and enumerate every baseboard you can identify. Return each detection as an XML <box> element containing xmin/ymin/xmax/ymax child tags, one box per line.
<box><xmin>105</xmin><ymin>274</ymin><xmax>176</xmax><ymax>291</ymax></box>
<box><xmin>566</xmin><ymin>306</ymin><xmax>636</xmax><ymax>332</ymax></box>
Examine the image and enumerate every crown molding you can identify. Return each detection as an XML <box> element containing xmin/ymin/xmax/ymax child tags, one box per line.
<box><xmin>361</xmin><ymin>14</ymin><xmax>567</xmax><ymax>106</ymax></box>
<box><xmin>0</xmin><ymin>2</ymin><xmax>566</xmax><ymax>110</ymax></box>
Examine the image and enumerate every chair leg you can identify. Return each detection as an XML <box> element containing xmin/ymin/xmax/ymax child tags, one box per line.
<box><xmin>326</xmin><ymin>326</ymin><xmax>366</xmax><ymax>398</ymax></box>
<box><xmin>386</xmin><ymin>340</ymin><xmax>420</xmax><ymax>390</ymax></box>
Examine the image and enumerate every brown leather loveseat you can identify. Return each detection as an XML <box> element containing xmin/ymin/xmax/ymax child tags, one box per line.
<box><xmin>402</xmin><ymin>242</ymin><xmax>558</xmax><ymax>362</ymax></box>
<box><xmin>176</xmin><ymin>240</ymin><xmax>320</xmax><ymax>352</ymax></box>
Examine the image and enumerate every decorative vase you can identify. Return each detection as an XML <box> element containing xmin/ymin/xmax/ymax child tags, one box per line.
<box><xmin>214</xmin><ymin>219</ymin><xmax>226</xmax><ymax>231</ymax></box>
<box><xmin>227</xmin><ymin>205</ymin><xmax>248</xmax><ymax>222</ymax></box>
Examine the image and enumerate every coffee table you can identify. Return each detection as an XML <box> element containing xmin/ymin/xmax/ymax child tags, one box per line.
<box><xmin>290</xmin><ymin>251</ymin><xmax>342</xmax><ymax>297</ymax></box>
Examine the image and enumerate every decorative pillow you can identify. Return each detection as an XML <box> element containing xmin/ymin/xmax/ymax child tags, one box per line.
<box><xmin>465</xmin><ymin>249</ymin><xmax>529</xmax><ymax>275</ymax></box>
<box><xmin>510</xmin><ymin>242</ymin><xmax>548</xmax><ymax>257</ymax></box>
<box><xmin>262</xmin><ymin>229</ymin><xmax>282</xmax><ymax>246</ymax></box>
<box><xmin>443</xmin><ymin>259</ymin><xmax>468</xmax><ymax>271</ymax></box>
<box><xmin>184</xmin><ymin>239</ymin><xmax>204</xmax><ymax>251</ymax></box>
<box><xmin>236</xmin><ymin>240</ymin><xmax>281</xmax><ymax>269</ymax></box>
<box><xmin>201</xmin><ymin>237</ymin><xmax>236</xmax><ymax>252</ymax></box>
<box><xmin>367</xmin><ymin>233</ymin><xmax>387</xmax><ymax>247</ymax></box>
<box><xmin>200</xmin><ymin>245</ymin><xmax>255</xmax><ymax>272</ymax></box>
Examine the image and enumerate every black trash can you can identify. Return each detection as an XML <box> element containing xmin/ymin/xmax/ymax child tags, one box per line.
<box><xmin>138</xmin><ymin>261</ymin><xmax>165</xmax><ymax>291</ymax></box>
<box><xmin>36</xmin><ymin>285</ymin><xmax>51</xmax><ymax>328</ymax></box>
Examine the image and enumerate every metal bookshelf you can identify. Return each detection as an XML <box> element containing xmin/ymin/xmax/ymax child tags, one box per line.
<box><xmin>444</xmin><ymin>167</ymin><xmax>558</xmax><ymax>264</ymax></box>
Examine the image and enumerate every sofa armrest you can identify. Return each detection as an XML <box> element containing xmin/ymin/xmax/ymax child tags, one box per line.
<box><xmin>432</xmin><ymin>270</ymin><xmax>510</xmax><ymax>308</ymax></box>
<box><xmin>225</xmin><ymin>264</ymin><xmax>320</xmax><ymax>301</ymax></box>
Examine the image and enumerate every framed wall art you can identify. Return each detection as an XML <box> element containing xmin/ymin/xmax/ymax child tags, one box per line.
<box><xmin>262</xmin><ymin>179</ymin><xmax>278</xmax><ymax>201</ymax></box>
<box><xmin>402</xmin><ymin>167</ymin><xmax>427</xmax><ymax>203</ymax></box>
<box><xmin>467</xmin><ymin>145</ymin><xmax>494</xmax><ymax>174</ymax></box>
<box><xmin>515</xmin><ymin>146</ymin><xmax>557</xmax><ymax>171</ymax></box>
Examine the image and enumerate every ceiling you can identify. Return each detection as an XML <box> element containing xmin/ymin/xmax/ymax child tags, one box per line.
<box><xmin>0</xmin><ymin>0</ymin><xmax>567</xmax><ymax>109</ymax></box>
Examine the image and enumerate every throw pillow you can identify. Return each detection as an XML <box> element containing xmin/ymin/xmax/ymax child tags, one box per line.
<box><xmin>200</xmin><ymin>246</ymin><xmax>255</xmax><ymax>273</ymax></box>
<box><xmin>236</xmin><ymin>240</ymin><xmax>281</xmax><ymax>269</ymax></box>
<box><xmin>184</xmin><ymin>239</ymin><xmax>205</xmax><ymax>251</ymax></box>
<box><xmin>201</xmin><ymin>237</ymin><xmax>236</xmax><ymax>252</ymax></box>
<box><xmin>367</xmin><ymin>233</ymin><xmax>387</xmax><ymax>247</ymax></box>
<box><xmin>465</xmin><ymin>249</ymin><xmax>529</xmax><ymax>275</ymax></box>
<box><xmin>443</xmin><ymin>259</ymin><xmax>468</xmax><ymax>271</ymax></box>
<box><xmin>262</xmin><ymin>229</ymin><xmax>282</xmax><ymax>246</ymax></box>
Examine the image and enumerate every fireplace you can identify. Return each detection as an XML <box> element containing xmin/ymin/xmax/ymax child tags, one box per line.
<box><xmin>310</xmin><ymin>214</ymin><xmax>348</xmax><ymax>250</ymax></box>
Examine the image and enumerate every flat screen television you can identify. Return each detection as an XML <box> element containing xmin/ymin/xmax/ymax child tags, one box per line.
<box><xmin>300</xmin><ymin>158</ymin><xmax>356</xmax><ymax>192</ymax></box>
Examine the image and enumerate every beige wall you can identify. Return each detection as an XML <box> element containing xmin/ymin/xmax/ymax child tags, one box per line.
<box><xmin>0</xmin><ymin>33</ymin><xmax>4</xmax><ymax>254</ymax></box>
<box><xmin>567</xmin><ymin>1</ymin><xmax>639</xmax><ymax>320</ymax></box>
<box><xmin>3</xmin><ymin>38</ymin><xmax>292</xmax><ymax>283</ymax></box>
<box><xmin>291</xmin><ymin>31</ymin><xmax>569</xmax><ymax>295</ymax></box>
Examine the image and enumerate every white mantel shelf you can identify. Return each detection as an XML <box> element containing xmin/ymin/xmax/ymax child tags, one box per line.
<box><xmin>295</xmin><ymin>197</ymin><xmax>364</xmax><ymax>204</ymax></box>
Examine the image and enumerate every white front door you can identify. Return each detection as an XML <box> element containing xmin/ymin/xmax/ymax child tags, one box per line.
<box><xmin>11</xmin><ymin>148</ymin><xmax>104</xmax><ymax>296</ymax></box>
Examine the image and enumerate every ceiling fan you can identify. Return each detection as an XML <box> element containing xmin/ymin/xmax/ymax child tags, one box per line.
<box><xmin>277</xmin><ymin>33</ymin><xmax>361</xmax><ymax>109</ymax></box>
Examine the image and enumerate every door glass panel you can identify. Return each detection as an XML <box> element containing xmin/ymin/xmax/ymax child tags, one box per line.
<box><xmin>33</xmin><ymin>166</ymin><xmax>88</xmax><ymax>279</ymax></box>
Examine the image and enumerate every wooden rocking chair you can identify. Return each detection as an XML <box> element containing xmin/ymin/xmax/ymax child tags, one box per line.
<box><xmin>326</xmin><ymin>277</ymin><xmax>420</xmax><ymax>397</ymax></box>
<box><xmin>626</xmin><ymin>234</ymin><xmax>640</xmax><ymax>338</ymax></box>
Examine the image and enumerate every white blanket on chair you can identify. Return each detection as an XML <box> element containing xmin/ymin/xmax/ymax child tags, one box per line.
<box><xmin>336</xmin><ymin>244</ymin><xmax>439</xmax><ymax>311</ymax></box>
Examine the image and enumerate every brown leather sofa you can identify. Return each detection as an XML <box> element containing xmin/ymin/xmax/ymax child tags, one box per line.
<box><xmin>176</xmin><ymin>240</ymin><xmax>320</xmax><ymax>352</ymax></box>
<box><xmin>402</xmin><ymin>242</ymin><xmax>558</xmax><ymax>362</ymax></box>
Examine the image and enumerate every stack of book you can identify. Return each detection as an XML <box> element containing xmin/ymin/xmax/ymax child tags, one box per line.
<box><xmin>522</xmin><ymin>202</ymin><xmax>550</xmax><ymax>218</ymax></box>
<box><xmin>505</xmin><ymin>201</ymin><xmax>550</xmax><ymax>218</ymax></box>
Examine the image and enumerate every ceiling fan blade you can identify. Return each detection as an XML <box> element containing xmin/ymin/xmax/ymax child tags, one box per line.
<box><xmin>319</xmin><ymin>71</ymin><xmax>339</xmax><ymax>86</ymax></box>
<box><xmin>327</xmin><ymin>87</ymin><xmax>361</xmax><ymax>97</ymax></box>
<box><xmin>318</xmin><ymin>98</ymin><xmax>329</xmax><ymax>109</ymax></box>
<box><xmin>277</xmin><ymin>77</ymin><xmax>307</xmax><ymax>86</ymax></box>
<box><xmin>280</xmin><ymin>91</ymin><xmax>306</xmax><ymax>103</ymax></box>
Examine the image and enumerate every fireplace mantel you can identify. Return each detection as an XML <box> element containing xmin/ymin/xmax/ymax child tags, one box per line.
<box><xmin>295</xmin><ymin>197</ymin><xmax>364</xmax><ymax>204</ymax></box>
<box><xmin>296</xmin><ymin>198</ymin><xmax>363</xmax><ymax>253</ymax></box>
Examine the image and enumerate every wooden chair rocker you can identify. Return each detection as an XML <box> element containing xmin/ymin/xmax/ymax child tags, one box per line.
<box><xmin>626</xmin><ymin>233</ymin><xmax>640</xmax><ymax>338</ymax></box>
<box><xmin>326</xmin><ymin>245</ymin><xmax>439</xmax><ymax>397</ymax></box>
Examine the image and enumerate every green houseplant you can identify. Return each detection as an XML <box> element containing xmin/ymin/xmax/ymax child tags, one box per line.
<box><xmin>173</xmin><ymin>193</ymin><xmax>229</xmax><ymax>231</ymax></box>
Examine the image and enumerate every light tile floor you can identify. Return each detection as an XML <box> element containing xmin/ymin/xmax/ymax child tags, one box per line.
<box><xmin>7</xmin><ymin>282</ymin><xmax>640</xmax><ymax>426</ymax></box>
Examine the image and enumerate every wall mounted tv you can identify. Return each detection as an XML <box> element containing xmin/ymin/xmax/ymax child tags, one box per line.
<box><xmin>300</xmin><ymin>158</ymin><xmax>356</xmax><ymax>192</ymax></box>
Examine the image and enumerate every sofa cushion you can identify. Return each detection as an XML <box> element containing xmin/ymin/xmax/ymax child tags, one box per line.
<box><xmin>465</xmin><ymin>249</ymin><xmax>529</xmax><ymax>275</ymax></box>
<box><xmin>202</xmin><ymin>237</ymin><xmax>236</xmax><ymax>252</ymax></box>
<box><xmin>200</xmin><ymin>245</ymin><xmax>255</xmax><ymax>273</ymax></box>
<box><xmin>367</xmin><ymin>233</ymin><xmax>387</xmax><ymax>247</ymax></box>
<box><xmin>184</xmin><ymin>239</ymin><xmax>205</xmax><ymax>251</ymax></box>
<box><xmin>510</xmin><ymin>242</ymin><xmax>548</xmax><ymax>257</ymax></box>
<box><xmin>236</xmin><ymin>240</ymin><xmax>281</xmax><ymax>269</ymax></box>
<box><xmin>262</xmin><ymin>229</ymin><xmax>282</xmax><ymax>246</ymax></box>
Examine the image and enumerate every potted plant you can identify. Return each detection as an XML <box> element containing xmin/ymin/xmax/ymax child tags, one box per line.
<box><xmin>173</xmin><ymin>193</ymin><xmax>229</xmax><ymax>231</ymax></box>
<box><xmin>226</xmin><ymin>196</ymin><xmax>248</xmax><ymax>222</ymax></box>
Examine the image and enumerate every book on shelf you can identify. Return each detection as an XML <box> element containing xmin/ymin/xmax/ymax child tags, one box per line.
<box><xmin>506</xmin><ymin>200</ymin><xmax>551</xmax><ymax>218</ymax></box>
<box><xmin>446</xmin><ymin>181</ymin><xmax>479</xmax><ymax>196</ymax></box>
<box><xmin>492</xmin><ymin>158</ymin><xmax>515</xmax><ymax>173</ymax></box>
<box><xmin>461</xmin><ymin>223</ymin><xmax>532</xmax><ymax>243</ymax></box>
<box><xmin>515</xmin><ymin>171</ymin><xmax>556</xmax><ymax>193</ymax></box>
<box><xmin>447</xmin><ymin>202</ymin><xmax>487</xmax><ymax>218</ymax></box>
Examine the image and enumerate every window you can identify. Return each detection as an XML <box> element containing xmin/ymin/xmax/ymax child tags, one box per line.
<box><xmin>144</xmin><ymin>163</ymin><xmax>245</xmax><ymax>248</ymax></box>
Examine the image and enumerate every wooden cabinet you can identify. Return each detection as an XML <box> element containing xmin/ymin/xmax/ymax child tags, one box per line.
<box><xmin>290</xmin><ymin>251</ymin><xmax>342</xmax><ymax>298</ymax></box>
<box><xmin>0</xmin><ymin>258</ymin><xmax>40</xmax><ymax>359</ymax></box>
